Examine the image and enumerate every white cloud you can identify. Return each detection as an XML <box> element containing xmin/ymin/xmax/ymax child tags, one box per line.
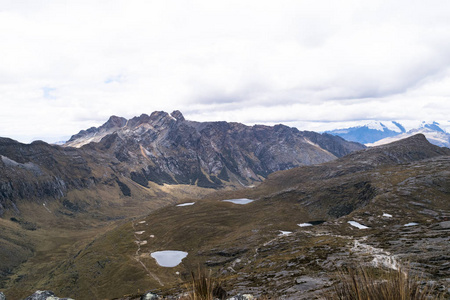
<box><xmin>1</xmin><ymin>0</ymin><xmax>450</xmax><ymax>142</ymax></box>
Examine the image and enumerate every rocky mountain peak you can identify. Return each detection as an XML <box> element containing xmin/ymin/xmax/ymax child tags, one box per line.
<box><xmin>171</xmin><ymin>110</ymin><xmax>185</xmax><ymax>121</ymax></box>
<box><xmin>104</xmin><ymin>115</ymin><xmax>127</xmax><ymax>129</ymax></box>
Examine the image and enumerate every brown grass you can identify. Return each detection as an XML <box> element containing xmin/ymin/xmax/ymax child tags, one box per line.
<box><xmin>325</xmin><ymin>266</ymin><xmax>446</xmax><ymax>300</ymax></box>
<box><xmin>181</xmin><ymin>267</ymin><xmax>227</xmax><ymax>300</ymax></box>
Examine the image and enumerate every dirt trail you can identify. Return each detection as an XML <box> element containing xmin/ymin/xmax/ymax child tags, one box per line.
<box><xmin>132</xmin><ymin>221</ymin><xmax>164</xmax><ymax>286</ymax></box>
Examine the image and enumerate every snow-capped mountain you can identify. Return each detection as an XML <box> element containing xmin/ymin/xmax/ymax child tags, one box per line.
<box><xmin>367</xmin><ymin>122</ymin><xmax>450</xmax><ymax>148</ymax></box>
<box><xmin>327</xmin><ymin>121</ymin><xmax>450</xmax><ymax>148</ymax></box>
<box><xmin>325</xmin><ymin>121</ymin><xmax>406</xmax><ymax>144</ymax></box>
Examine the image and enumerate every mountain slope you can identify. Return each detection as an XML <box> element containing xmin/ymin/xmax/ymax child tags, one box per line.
<box><xmin>0</xmin><ymin>112</ymin><xmax>365</xmax><ymax>298</ymax></box>
<box><xmin>19</xmin><ymin>134</ymin><xmax>449</xmax><ymax>299</ymax></box>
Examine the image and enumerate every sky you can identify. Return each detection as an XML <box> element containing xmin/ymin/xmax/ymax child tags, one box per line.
<box><xmin>1</xmin><ymin>0</ymin><xmax>450</xmax><ymax>143</ymax></box>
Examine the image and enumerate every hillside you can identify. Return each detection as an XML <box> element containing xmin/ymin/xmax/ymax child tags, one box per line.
<box><xmin>6</xmin><ymin>134</ymin><xmax>447</xmax><ymax>299</ymax></box>
<box><xmin>0</xmin><ymin>112</ymin><xmax>366</xmax><ymax>299</ymax></box>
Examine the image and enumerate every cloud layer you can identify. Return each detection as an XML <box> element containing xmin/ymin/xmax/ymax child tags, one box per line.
<box><xmin>1</xmin><ymin>0</ymin><xmax>450</xmax><ymax>142</ymax></box>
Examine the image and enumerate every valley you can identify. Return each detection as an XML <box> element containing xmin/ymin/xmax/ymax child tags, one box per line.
<box><xmin>0</xmin><ymin>112</ymin><xmax>449</xmax><ymax>299</ymax></box>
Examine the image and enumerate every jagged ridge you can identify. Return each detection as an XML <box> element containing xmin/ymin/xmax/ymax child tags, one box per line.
<box><xmin>66</xmin><ymin>110</ymin><xmax>365</xmax><ymax>188</ymax></box>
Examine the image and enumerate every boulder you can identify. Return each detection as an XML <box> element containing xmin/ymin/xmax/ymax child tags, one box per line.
<box><xmin>141</xmin><ymin>292</ymin><xmax>160</xmax><ymax>300</ymax></box>
<box><xmin>24</xmin><ymin>290</ymin><xmax>74</xmax><ymax>300</ymax></box>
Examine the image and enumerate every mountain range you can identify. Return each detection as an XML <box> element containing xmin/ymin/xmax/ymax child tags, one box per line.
<box><xmin>0</xmin><ymin>112</ymin><xmax>449</xmax><ymax>299</ymax></box>
<box><xmin>326</xmin><ymin>120</ymin><xmax>450</xmax><ymax>147</ymax></box>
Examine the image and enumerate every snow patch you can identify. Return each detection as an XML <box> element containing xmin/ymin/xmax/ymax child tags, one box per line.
<box><xmin>298</xmin><ymin>223</ymin><xmax>313</xmax><ymax>227</ymax></box>
<box><xmin>222</xmin><ymin>198</ymin><xmax>254</xmax><ymax>205</ymax></box>
<box><xmin>176</xmin><ymin>202</ymin><xmax>195</xmax><ymax>207</ymax></box>
<box><xmin>138</xmin><ymin>221</ymin><xmax>146</xmax><ymax>224</ymax></box>
<box><xmin>135</xmin><ymin>231</ymin><xmax>145</xmax><ymax>234</ymax></box>
<box><xmin>151</xmin><ymin>250</ymin><xmax>188</xmax><ymax>267</ymax></box>
<box><xmin>382</xmin><ymin>213</ymin><xmax>392</xmax><ymax>218</ymax></box>
<box><xmin>348</xmin><ymin>221</ymin><xmax>369</xmax><ymax>229</ymax></box>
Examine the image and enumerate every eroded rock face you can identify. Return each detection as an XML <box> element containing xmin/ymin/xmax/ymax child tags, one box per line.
<box><xmin>0</xmin><ymin>138</ymin><xmax>99</xmax><ymax>215</ymax></box>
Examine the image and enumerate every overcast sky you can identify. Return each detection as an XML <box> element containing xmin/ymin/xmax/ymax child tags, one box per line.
<box><xmin>1</xmin><ymin>0</ymin><xmax>450</xmax><ymax>143</ymax></box>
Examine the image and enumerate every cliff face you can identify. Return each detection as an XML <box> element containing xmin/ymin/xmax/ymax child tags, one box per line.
<box><xmin>68</xmin><ymin>111</ymin><xmax>366</xmax><ymax>188</ymax></box>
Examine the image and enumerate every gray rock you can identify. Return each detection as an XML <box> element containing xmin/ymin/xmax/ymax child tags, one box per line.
<box><xmin>0</xmin><ymin>291</ymin><xmax>5</xmax><ymax>300</ymax></box>
<box><xmin>23</xmin><ymin>290</ymin><xmax>74</xmax><ymax>300</ymax></box>
<box><xmin>227</xmin><ymin>294</ymin><xmax>254</xmax><ymax>300</ymax></box>
<box><xmin>438</xmin><ymin>221</ymin><xmax>450</xmax><ymax>229</ymax></box>
<box><xmin>141</xmin><ymin>292</ymin><xmax>160</xmax><ymax>300</ymax></box>
<box><xmin>24</xmin><ymin>291</ymin><xmax>55</xmax><ymax>300</ymax></box>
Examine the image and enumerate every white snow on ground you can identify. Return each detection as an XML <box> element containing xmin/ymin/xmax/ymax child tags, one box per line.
<box><xmin>298</xmin><ymin>223</ymin><xmax>313</xmax><ymax>227</ymax></box>
<box><xmin>348</xmin><ymin>221</ymin><xmax>369</xmax><ymax>229</ymax></box>
<box><xmin>176</xmin><ymin>202</ymin><xmax>195</xmax><ymax>207</ymax></box>
<box><xmin>135</xmin><ymin>231</ymin><xmax>145</xmax><ymax>234</ymax></box>
<box><xmin>404</xmin><ymin>222</ymin><xmax>419</xmax><ymax>226</ymax></box>
<box><xmin>222</xmin><ymin>198</ymin><xmax>254</xmax><ymax>205</ymax></box>
<box><xmin>138</xmin><ymin>221</ymin><xmax>146</xmax><ymax>224</ymax></box>
<box><xmin>279</xmin><ymin>231</ymin><xmax>292</xmax><ymax>236</ymax></box>
<box><xmin>135</xmin><ymin>240</ymin><xmax>147</xmax><ymax>246</ymax></box>
<box><xmin>151</xmin><ymin>251</ymin><xmax>188</xmax><ymax>267</ymax></box>
<box><xmin>382</xmin><ymin>213</ymin><xmax>393</xmax><ymax>218</ymax></box>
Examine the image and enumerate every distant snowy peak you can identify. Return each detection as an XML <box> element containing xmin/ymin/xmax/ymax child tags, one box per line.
<box><xmin>327</xmin><ymin>121</ymin><xmax>450</xmax><ymax>147</ymax></box>
<box><xmin>368</xmin><ymin>126</ymin><xmax>450</xmax><ymax>148</ymax></box>
<box><xmin>326</xmin><ymin>121</ymin><xmax>405</xmax><ymax>144</ymax></box>
<box><xmin>366</xmin><ymin>121</ymin><xmax>405</xmax><ymax>133</ymax></box>
<box><xmin>420</xmin><ymin>121</ymin><xmax>445</xmax><ymax>133</ymax></box>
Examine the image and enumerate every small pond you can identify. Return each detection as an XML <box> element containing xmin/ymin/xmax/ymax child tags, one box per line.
<box><xmin>222</xmin><ymin>198</ymin><xmax>254</xmax><ymax>205</ymax></box>
<box><xmin>348</xmin><ymin>221</ymin><xmax>369</xmax><ymax>229</ymax></box>
<box><xmin>150</xmin><ymin>250</ymin><xmax>188</xmax><ymax>267</ymax></box>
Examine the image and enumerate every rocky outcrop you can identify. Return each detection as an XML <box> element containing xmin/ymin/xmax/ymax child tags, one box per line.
<box><xmin>65</xmin><ymin>116</ymin><xmax>127</xmax><ymax>148</ymax></box>
<box><xmin>25</xmin><ymin>290</ymin><xmax>74</xmax><ymax>300</ymax></box>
